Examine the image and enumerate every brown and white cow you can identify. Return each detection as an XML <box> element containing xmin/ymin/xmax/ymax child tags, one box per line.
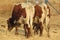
<box><xmin>7</xmin><ymin>3</ymin><xmax>33</xmax><ymax>38</ymax></box>
<box><xmin>33</xmin><ymin>3</ymin><xmax>50</xmax><ymax>37</ymax></box>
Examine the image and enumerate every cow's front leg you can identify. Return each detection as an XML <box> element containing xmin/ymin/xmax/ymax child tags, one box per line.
<box><xmin>33</xmin><ymin>23</ymin><xmax>38</xmax><ymax>35</ymax></box>
<box><xmin>24</xmin><ymin>24</ymin><xmax>31</xmax><ymax>38</ymax></box>
<box><xmin>39</xmin><ymin>22</ymin><xmax>43</xmax><ymax>36</ymax></box>
<box><xmin>15</xmin><ymin>26</ymin><xmax>18</xmax><ymax>35</ymax></box>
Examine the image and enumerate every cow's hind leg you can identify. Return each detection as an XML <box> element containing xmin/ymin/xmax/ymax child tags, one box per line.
<box><xmin>45</xmin><ymin>17</ymin><xmax>50</xmax><ymax>37</ymax></box>
<box><xmin>34</xmin><ymin>27</ymin><xmax>38</xmax><ymax>35</ymax></box>
<box><xmin>24</xmin><ymin>24</ymin><xmax>31</xmax><ymax>38</ymax></box>
<box><xmin>15</xmin><ymin>22</ymin><xmax>21</xmax><ymax>35</ymax></box>
<box><xmin>47</xmin><ymin>24</ymin><xmax>50</xmax><ymax>37</ymax></box>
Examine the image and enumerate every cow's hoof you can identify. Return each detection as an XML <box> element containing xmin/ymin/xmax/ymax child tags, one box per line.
<box><xmin>26</xmin><ymin>34</ymin><xmax>30</xmax><ymax>38</ymax></box>
<box><xmin>25</xmin><ymin>34</ymin><xmax>29</xmax><ymax>38</ymax></box>
<box><xmin>26</xmin><ymin>33</ymin><xmax>31</xmax><ymax>38</ymax></box>
<box><xmin>15</xmin><ymin>32</ymin><xmax>19</xmax><ymax>35</ymax></box>
<box><xmin>48</xmin><ymin>34</ymin><xmax>50</xmax><ymax>37</ymax></box>
<box><xmin>40</xmin><ymin>33</ymin><xmax>42</xmax><ymax>36</ymax></box>
<box><xmin>26</xmin><ymin>36</ymin><xmax>29</xmax><ymax>38</ymax></box>
<box><xmin>40</xmin><ymin>33</ymin><xmax>43</xmax><ymax>36</ymax></box>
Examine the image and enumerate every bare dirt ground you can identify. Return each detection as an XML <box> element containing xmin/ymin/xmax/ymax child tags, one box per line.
<box><xmin>0</xmin><ymin>0</ymin><xmax>60</xmax><ymax>40</ymax></box>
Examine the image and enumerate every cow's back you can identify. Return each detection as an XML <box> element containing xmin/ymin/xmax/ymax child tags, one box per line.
<box><xmin>34</xmin><ymin>5</ymin><xmax>43</xmax><ymax>18</ymax></box>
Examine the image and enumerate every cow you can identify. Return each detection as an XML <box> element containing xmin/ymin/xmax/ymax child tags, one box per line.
<box><xmin>7</xmin><ymin>3</ymin><xmax>32</xmax><ymax>38</ymax></box>
<box><xmin>33</xmin><ymin>3</ymin><xmax>50</xmax><ymax>37</ymax></box>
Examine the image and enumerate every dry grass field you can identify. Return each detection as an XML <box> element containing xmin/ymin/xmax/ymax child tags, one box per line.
<box><xmin>0</xmin><ymin>0</ymin><xmax>60</xmax><ymax>40</ymax></box>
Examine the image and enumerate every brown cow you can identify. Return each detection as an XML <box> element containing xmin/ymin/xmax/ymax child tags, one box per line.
<box><xmin>33</xmin><ymin>4</ymin><xmax>43</xmax><ymax>36</ymax></box>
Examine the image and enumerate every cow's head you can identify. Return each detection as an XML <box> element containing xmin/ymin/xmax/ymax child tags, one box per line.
<box><xmin>7</xmin><ymin>18</ymin><xmax>14</xmax><ymax>31</ymax></box>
